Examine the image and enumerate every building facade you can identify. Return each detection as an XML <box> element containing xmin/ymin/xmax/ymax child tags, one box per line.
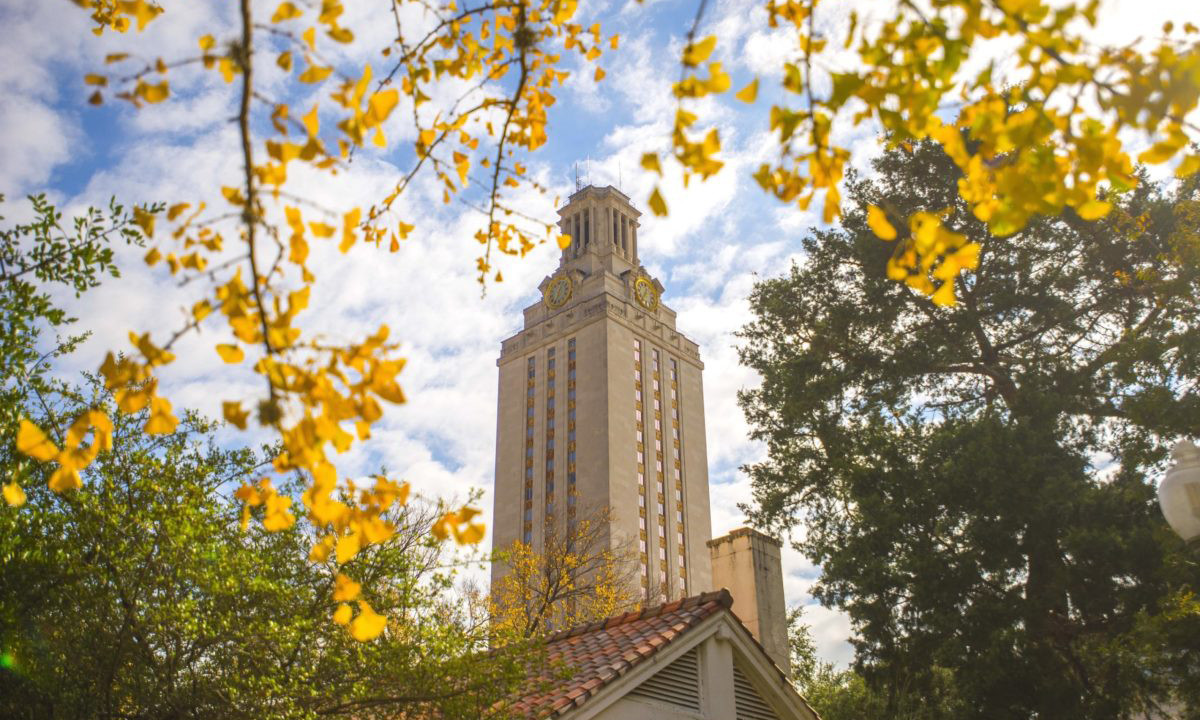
<box><xmin>491</xmin><ymin>185</ymin><xmax>714</xmax><ymax>603</ymax></box>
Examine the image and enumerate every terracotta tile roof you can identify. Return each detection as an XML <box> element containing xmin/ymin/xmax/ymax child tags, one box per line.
<box><xmin>510</xmin><ymin>589</ymin><xmax>733</xmax><ymax>719</ymax></box>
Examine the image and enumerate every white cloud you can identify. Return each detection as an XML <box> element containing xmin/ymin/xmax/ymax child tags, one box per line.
<box><xmin>0</xmin><ymin>97</ymin><xmax>79</xmax><ymax>193</ymax></box>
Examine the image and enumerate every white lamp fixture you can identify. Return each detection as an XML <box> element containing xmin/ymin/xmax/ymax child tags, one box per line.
<box><xmin>1159</xmin><ymin>440</ymin><xmax>1200</xmax><ymax>549</ymax></box>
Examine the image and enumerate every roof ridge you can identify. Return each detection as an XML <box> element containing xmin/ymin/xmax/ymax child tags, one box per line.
<box><xmin>542</xmin><ymin>589</ymin><xmax>732</xmax><ymax>644</ymax></box>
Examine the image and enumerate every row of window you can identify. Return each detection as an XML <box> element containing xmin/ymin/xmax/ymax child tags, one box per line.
<box><xmin>545</xmin><ymin>347</ymin><xmax>556</xmax><ymax>528</ymax></box>
<box><xmin>567</xmin><ymin>338</ymin><xmax>578</xmax><ymax>528</ymax></box>
<box><xmin>634</xmin><ymin>339</ymin><xmax>650</xmax><ymax>598</ymax></box>
<box><xmin>523</xmin><ymin>356</ymin><xmax>535</xmax><ymax>544</ymax></box>
<box><xmin>670</xmin><ymin>358</ymin><xmax>687</xmax><ymax>590</ymax></box>
<box><xmin>651</xmin><ymin>347</ymin><xmax>669</xmax><ymax>600</ymax></box>
<box><xmin>522</xmin><ymin>338</ymin><xmax>581</xmax><ymax>546</ymax></box>
<box><xmin>635</xmin><ymin>339</ymin><xmax>690</xmax><ymax>604</ymax></box>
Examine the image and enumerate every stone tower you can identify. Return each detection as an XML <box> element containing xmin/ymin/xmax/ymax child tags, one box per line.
<box><xmin>491</xmin><ymin>185</ymin><xmax>714</xmax><ymax>604</ymax></box>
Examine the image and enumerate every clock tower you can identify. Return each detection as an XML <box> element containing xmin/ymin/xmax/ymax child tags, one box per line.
<box><xmin>491</xmin><ymin>185</ymin><xmax>714</xmax><ymax>605</ymax></box>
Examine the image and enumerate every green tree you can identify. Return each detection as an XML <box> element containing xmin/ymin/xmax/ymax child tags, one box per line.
<box><xmin>1</xmin><ymin>194</ymin><xmax>157</xmax><ymax>506</ymax></box>
<box><xmin>0</xmin><ymin>379</ymin><xmax>532</xmax><ymax>719</ymax></box>
<box><xmin>0</xmin><ymin>196</ymin><xmax>535</xmax><ymax>718</ymax></box>
<box><xmin>788</xmin><ymin>607</ymin><xmax>963</xmax><ymax>720</ymax></box>
<box><xmin>739</xmin><ymin>141</ymin><xmax>1200</xmax><ymax>718</ymax></box>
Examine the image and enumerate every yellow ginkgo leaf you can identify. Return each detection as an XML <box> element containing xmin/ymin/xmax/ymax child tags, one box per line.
<box><xmin>931</xmin><ymin>279</ymin><xmax>959</xmax><ymax>307</ymax></box>
<box><xmin>298</xmin><ymin>65</ymin><xmax>332</xmax><ymax>83</ymax></box>
<box><xmin>594</xmin><ymin>66</ymin><xmax>605</xmax><ymax>82</ymax></box>
<box><xmin>1176</xmin><ymin>154</ymin><xmax>1200</xmax><ymax>178</ymax></box>
<box><xmin>349</xmin><ymin>600</ymin><xmax>387</xmax><ymax>641</ymax></box>
<box><xmin>332</xmin><ymin>603</ymin><xmax>353</xmax><ymax>625</ymax></box>
<box><xmin>336</xmin><ymin>530</ymin><xmax>361</xmax><ymax>564</ymax></box>
<box><xmin>192</xmin><ymin>300</ymin><xmax>213</xmax><ymax>322</ymax></box>
<box><xmin>332</xmin><ymin>573</ymin><xmax>361</xmax><ymax>602</ymax></box>
<box><xmin>683</xmin><ymin>35</ymin><xmax>717</xmax><ymax>67</ymax></box>
<box><xmin>48</xmin><ymin>467</ymin><xmax>82</xmax><ymax>493</ymax></box>
<box><xmin>130</xmin><ymin>332</ymin><xmax>175</xmax><ymax>367</ymax></box>
<box><xmin>215</xmin><ymin>344</ymin><xmax>244</xmax><ymax>363</ymax></box>
<box><xmin>648</xmin><ymin>186</ymin><xmax>668</xmax><ymax>217</ymax></box>
<box><xmin>262</xmin><ymin>492</ymin><xmax>295</xmax><ymax>531</ymax></box>
<box><xmin>221</xmin><ymin>186</ymin><xmax>245</xmax><ymax>205</ymax></box>
<box><xmin>309</xmin><ymin>222</ymin><xmax>336</xmax><ymax>238</ymax></box>
<box><xmin>302</xmin><ymin>104</ymin><xmax>319</xmax><ymax>138</ymax></box>
<box><xmin>1076</xmin><ymin>199</ymin><xmax>1112</xmax><ymax>221</ymax></box>
<box><xmin>84</xmin><ymin>74</ymin><xmax>107</xmax><ymax>86</ymax></box>
<box><xmin>235</xmin><ymin>483</ymin><xmax>262</xmax><ymax>506</ymax></box>
<box><xmin>309</xmin><ymin>535</ymin><xmax>335</xmax><ymax>562</ymax></box>
<box><xmin>223</xmin><ymin>401</ymin><xmax>249</xmax><ymax>430</ymax></box>
<box><xmin>867</xmin><ymin>205</ymin><xmax>897</xmax><ymax>240</ymax></box>
<box><xmin>198</xmin><ymin>34</ymin><xmax>214</xmax><ymax>51</ymax></box>
<box><xmin>735</xmin><ymin>78</ymin><xmax>758</xmax><ymax>103</ymax></box>
<box><xmin>218</xmin><ymin>57</ymin><xmax>236</xmax><ymax>83</ymax></box>
<box><xmin>271</xmin><ymin>1</ymin><xmax>303</xmax><ymax>22</ymax></box>
<box><xmin>557</xmin><ymin>234</ymin><xmax>572</xmax><ymax>250</ymax></box>
<box><xmin>144</xmin><ymin>396</ymin><xmax>178</xmax><ymax>435</ymax></box>
<box><xmin>3</xmin><ymin>482</ymin><xmax>26</xmax><ymax>507</ymax></box>
<box><xmin>1138</xmin><ymin>141</ymin><xmax>1182</xmax><ymax>165</ymax></box>
<box><xmin>135</xmin><ymin>80</ymin><xmax>169</xmax><ymax>103</ymax></box>
<box><xmin>17</xmin><ymin>420</ymin><xmax>58</xmax><ymax>462</ymax></box>
<box><xmin>458</xmin><ymin>521</ymin><xmax>485</xmax><ymax>544</ymax></box>
<box><xmin>127</xmin><ymin>0</ymin><xmax>162</xmax><ymax>31</ymax></box>
<box><xmin>65</xmin><ymin>410</ymin><xmax>112</xmax><ymax>451</ymax></box>
<box><xmin>116</xmin><ymin>386</ymin><xmax>152</xmax><ymax>414</ymax></box>
<box><xmin>702</xmin><ymin>62</ymin><xmax>731</xmax><ymax>94</ymax></box>
<box><xmin>133</xmin><ymin>206</ymin><xmax>155</xmax><ymax>237</ymax></box>
<box><xmin>365</xmin><ymin>89</ymin><xmax>399</xmax><ymax>127</ymax></box>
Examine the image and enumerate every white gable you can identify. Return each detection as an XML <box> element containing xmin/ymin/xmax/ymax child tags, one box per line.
<box><xmin>569</xmin><ymin>613</ymin><xmax>818</xmax><ymax>720</ymax></box>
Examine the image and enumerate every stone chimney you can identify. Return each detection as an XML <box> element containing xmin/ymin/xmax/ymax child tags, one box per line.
<box><xmin>707</xmin><ymin>527</ymin><xmax>790</xmax><ymax>676</ymax></box>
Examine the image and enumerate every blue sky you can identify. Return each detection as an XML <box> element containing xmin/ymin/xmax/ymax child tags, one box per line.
<box><xmin>1</xmin><ymin>0</ymin><xmax>1193</xmax><ymax>667</ymax></box>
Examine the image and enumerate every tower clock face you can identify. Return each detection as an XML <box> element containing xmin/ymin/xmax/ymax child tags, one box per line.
<box><xmin>634</xmin><ymin>277</ymin><xmax>659</xmax><ymax>311</ymax></box>
<box><xmin>545</xmin><ymin>275</ymin><xmax>572</xmax><ymax>309</ymax></box>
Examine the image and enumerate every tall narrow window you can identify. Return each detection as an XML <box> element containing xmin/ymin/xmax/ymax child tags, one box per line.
<box><xmin>634</xmin><ymin>338</ymin><xmax>649</xmax><ymax>599</ymax></box>
<box><xmin>524</xmin><ymin>356</ymin><xmax>536</xmax><ymax>545</ymax></box>
<box><xmin>652</xmin><ymin>348</ymin><xmax>670</xmax><ymax>598</ymax></box>
<box><xmin>567</xmin><ymin>338</ymin><xmax>577</xmax><ymax>528</ymax></box>
<box><xmin>545</xmin><ymin>347</ymin><xmax>557</xmax><ymax>535</ymax></box>
<box><xmin>671</xmin><ymin>357</ymin><xmax>686</xmax><ymax>591</ymax></box>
